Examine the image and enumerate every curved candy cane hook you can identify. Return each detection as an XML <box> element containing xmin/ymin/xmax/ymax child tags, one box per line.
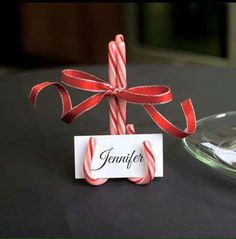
<box><xmin>126</xmin><ymin>124</ymin><xmax>156</xmax><ymax>185</ymax></box>
<box><xmin>83</xmin><ymin>137</ymin><xmax>108</xmax><ymax>186</ymax></box>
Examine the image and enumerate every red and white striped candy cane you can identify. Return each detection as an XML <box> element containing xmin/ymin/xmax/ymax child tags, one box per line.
<box><xmin>126</xmin><ymin>124</ymin><xmax>156</xmax><ymax>185</ymax></box>
<box><xmin>84</xmin><ymin>35</ymin><xmax>155</xmax><ymax>186</ymax></box>
<box><xmin>108</xmin><ymin>41</ymin><xmax>119</xmax><ymax>135</ymax></box>
<box><xmin>83</xmin><ymin>137</ymin><xmax>108</xmax><ymax>186</ymax></box>
<box><xmin>116</xmin><ymin>34</ymin><xmax>127</xmax><ymax>135</ymax></box>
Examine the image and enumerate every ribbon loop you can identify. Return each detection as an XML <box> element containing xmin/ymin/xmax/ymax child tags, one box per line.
<box><xmin>117</xmin><ymin>85</ymin><xmax>173</xmax><ymax>105</ymax></box>
<box><xmin>62</xmin><ymin>92</ymin><xmax>107</xmax><ymax>124</ymax></box>
<box><xmin>61</xmin><ymin>69</ymin><xmax>112</xmax><ymax>92</ymax></box>
<box><xmin>30</xmin><ymin>82</ymin><xmax>72</xmax><ymax>118</ymax></box>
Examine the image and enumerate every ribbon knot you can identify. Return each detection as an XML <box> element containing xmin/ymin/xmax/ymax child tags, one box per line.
<box><xmin>30</xmin><ymin>68</ymin><xmax>196</xmax><ymax>138</ymax></box>
<box><xmin>107</xmin><ymin>87</ymin><xmax>122</xmax><ymax>96</ymax></box>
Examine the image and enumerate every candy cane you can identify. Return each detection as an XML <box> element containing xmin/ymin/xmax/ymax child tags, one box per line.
<box><xmin>116</xmin><ymin>34</ymin><xmax>127</xmax><ymax>135</ymax></box>
<box><xmin>83</xmin><ymin>137</ymin><xmax>108</xmax><ymax>186</ymax></box>
<box><xmin>84</xmin><ymin>35</ymin><xmax>155</xmax><ymax>186</ymax></box>
<box><xmin>108</xmin><ymin>41</ymin><xmax>119</xmax><ymax>135</ymax></box>
<box><xmin>126</xmin><ymin>124</ymin><xmax>156</xmax><ymax>185</ymax></box>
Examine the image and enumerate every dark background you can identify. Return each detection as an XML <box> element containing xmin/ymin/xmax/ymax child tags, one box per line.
<box><xmin>0</xmin><ymin>2</ymin><xmax>228</xmax><ymax>71</ymax></box>
<box><xmin>1</xmin><ymin>3</ymin><xmax>236</xmax><ymax>237</ymax></box>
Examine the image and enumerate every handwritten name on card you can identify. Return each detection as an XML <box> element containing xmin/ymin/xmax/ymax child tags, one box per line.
<box><xmin>74</xmin><ymin>134</ymin><xmax>163</xmax><ymax>179</ymax></box>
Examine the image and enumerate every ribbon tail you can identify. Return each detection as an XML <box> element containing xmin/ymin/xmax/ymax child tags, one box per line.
<box><xmin>29</xmin><ymin>82</ymin><xmax>72</xmax><ymax>118</ymax></box>
<box><xmin>144</xmin><ymin>99</ymin><xmax>196</xmax><ymax>138</ymax></box>
<box><xmin>62</xmin><ymin>92</ymin><xmax>107</xmax><ymax>124</ymax></box>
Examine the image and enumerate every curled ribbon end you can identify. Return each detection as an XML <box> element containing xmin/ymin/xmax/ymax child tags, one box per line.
<box><xmin>29</xmin><ymin>88</ymin><xmax>37</xmax><ymax>108</ymax></box>
<box><xmin>61</xmin><ymin>115</ymin><xmax>72</xmax><ymax>124</ymax></box>
<box><xmin>29</xmin><ymin>97</ymin><xmax>35</xmax><ymax>108</ymax></box>
<box><xmin>182</xmin><ymin>98</ymin><xmax>192</xmax><ymax>107</ymax></box>
<box><xmin>181</xmin><ymin>98</ymin><xmax>197</xmax><ymax>135</ymax></box>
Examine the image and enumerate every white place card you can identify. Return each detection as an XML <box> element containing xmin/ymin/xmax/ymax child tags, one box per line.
<box><xmin>74</xmin><ymin>134</ymin><xmax>163</xmax><ymax>179</ymax></box>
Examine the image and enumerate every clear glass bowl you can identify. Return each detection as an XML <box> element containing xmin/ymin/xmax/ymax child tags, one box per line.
<box><xmin>182</xmin><ymin>111</ymin><xmax>236</xmax><ymax>179</ymax></box>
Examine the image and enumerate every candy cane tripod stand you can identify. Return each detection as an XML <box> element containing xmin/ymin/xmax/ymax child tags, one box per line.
<box><xmin>30</xmin><ymin>35</ymin><xmax>196</xmax><ymax>187</ymax></box>
<box><xmin>82</xmin><ymin>35</ymin><xmax>156</xmax><ymax>186</ymax></box>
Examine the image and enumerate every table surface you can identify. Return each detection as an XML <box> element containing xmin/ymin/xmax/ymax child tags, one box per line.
<box><xmin>1</xmin><ymin>64</ymin><xmax>236</xmax><ymax>237</ymax></box>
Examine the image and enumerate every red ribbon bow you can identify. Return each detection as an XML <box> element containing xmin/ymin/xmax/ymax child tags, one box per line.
<box><xmin>30</xmin><ymin>69</ymin><xmax>196</xmax><ymax>138</ymax></box>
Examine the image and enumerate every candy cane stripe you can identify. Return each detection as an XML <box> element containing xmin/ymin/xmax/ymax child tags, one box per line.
<box><xmin>83</xmin><ymin>137</ymin><xmax>108</xmax><ymax>186</ymax></box>
<box><xmin>108</xmin><ymin>41</ymin><xmax>119</xmax><ymax>135</ymax></box>
<box><xmin>117</xmin><ymin>43</ymin><xmax>126</xmax><ymax>65</ymax></box>
<box><xmin>116</xmin><ymin>35</ymin><xmax>127</xmax><ymax>135</ymax></box>
<box><xmin>143</xmin><ymin>142</ymin><xmax>156</xmax><ymax>177</ymax></box>
<box><xmin>143</xmin><ymin>142</ymin><xmax>155</xmax><ymax>162</ymax></box>
<box><xmin>126</xmin><ymin>124</ymin><xmax>156</xmax><ymax>185</ymax></box>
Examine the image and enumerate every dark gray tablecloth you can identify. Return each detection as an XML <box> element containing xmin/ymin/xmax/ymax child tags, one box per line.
<box><xmin>1</xmin><ymin>64</ymin><xmax>236</xmax><ymax>237</ymax></box>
